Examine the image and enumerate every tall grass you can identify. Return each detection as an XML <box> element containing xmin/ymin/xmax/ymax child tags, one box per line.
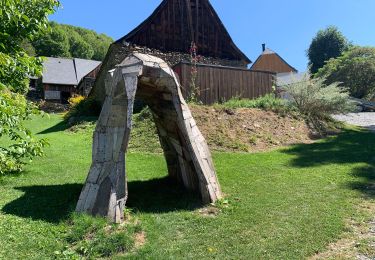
<box><xmin>219</xmin><ymin>94</ymin><xmax>288</xmax><ymax>111</ymax></box>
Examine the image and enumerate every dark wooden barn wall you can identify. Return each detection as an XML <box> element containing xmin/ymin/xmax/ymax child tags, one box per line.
<box><xmin>173</xmin><ymin>63</ymin><xmax>275</xmax><ymax>104</ymax></box>
<box><xmin>251</xmin><ymin>54</ymin><xmax>297</xmax><ymax>73</ymax></box>
<box><xmin>124</xmin><ymin>0</ymin><xmax>248</xmax><ymax>64</ymax></box>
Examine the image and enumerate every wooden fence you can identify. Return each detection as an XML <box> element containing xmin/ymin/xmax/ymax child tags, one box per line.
<box><xmin>173</xmin><ymin>62</ymin><xmax>276</xmax><ymax>104</ymax></box>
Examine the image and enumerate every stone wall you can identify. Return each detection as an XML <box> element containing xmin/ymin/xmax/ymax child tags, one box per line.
<box><xmin>122</xmin><ymin>43</ymin><xmax>247</xmax><ymax>68</ymax></box>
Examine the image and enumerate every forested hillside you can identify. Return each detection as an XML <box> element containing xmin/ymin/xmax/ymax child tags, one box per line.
<box><xmin>29</xmin><ymin>22</ymin><xmax>113</xmax><ymax>61</ymax></box>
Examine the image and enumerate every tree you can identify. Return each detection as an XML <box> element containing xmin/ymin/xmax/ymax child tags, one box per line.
<box><xmin>307</xmin><ymin>26</ymin><xmax>349</xmax><ymax>74</ymax></box>
<box><xmin>0</xmin><ymin>0</ymin><xmax>59</xmax><ymax>174</ymax></box>
<box><xmin>33</xmin><ymin>23</ymin><xmax>70</xmax><ymax>58</ymax></box>
<box><xmin>316</xmin><ymin>46</ymin><xmax>375</xmax><ymax>100</ymax></box>
<box><xmin>68</xmin><ymin>32</ymin><xmax>94</xmax><ymax>59</ymax></box>
<box><xmin>32</xmin><ymin>22</ymin><xmax>113</xmax><ymax>61</ymax></box>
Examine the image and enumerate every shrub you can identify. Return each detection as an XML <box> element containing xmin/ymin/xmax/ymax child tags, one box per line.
<box><xmin>283</xmin><ymin>74</ymin><xmax>355</xmax><ymax>134</ymax></box>
<box><xmin>0</xmin><ymin>0</ymin><xmax>58</xmax><ymax>175</ymax></box>
<box><xmin>316</xmin><ymin>46</ymin><xmax>375</xmax><ymax>100</ymax></box>
<box><xmin>64</xmin><ymin>96</ymin><xmax>101</xmax><ymax>123</ymax></box>
<box><xmin>0</xmin><ymin>90</ymin><xmax>48</xmax><ymax>175</ymax></box>
<box><xmin>220</xmin><ymin>94</ymin><xmax>288</xmax><ymax>112</ymax></box>
<box><xmin>68</xmin><ymin>95</ymin><xmax>85</xmax><ymax>108</ymax></box>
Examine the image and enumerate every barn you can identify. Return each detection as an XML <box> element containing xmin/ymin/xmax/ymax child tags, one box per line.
<box><xmin>41</xmin><ymin>57</ymin><xmax>101</xmax><ymax>103</ymax></box>
<box><xmin>90</xmin><ymin>0</ymin><xmax>276</xmax><ymax>105</ymax></box>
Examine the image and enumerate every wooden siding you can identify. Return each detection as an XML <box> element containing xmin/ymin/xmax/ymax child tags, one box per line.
<box><xmin>43</xmin><ymin>84</ymin><xmax>76</xmax><ymax>93</ymax></box>
<box><xmin>251</xmin><ymin>53</ymin><xmax>297</xmax><ymax>73</ymax></box>
<box><xmin>118</xmin><ymin>0</ymin><xmax>250</xmax><ymax>65</ymax></box>
<box><xmin>173</xmin><ymin>62</ymin><xmax>275</xmax><ymax>104</ymax></box>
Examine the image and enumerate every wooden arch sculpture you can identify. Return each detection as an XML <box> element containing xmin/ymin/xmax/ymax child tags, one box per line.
<box><xmin>76</xmin><ymin>53</ymin><xmax>222</xmax><ymax>223</ymax></box>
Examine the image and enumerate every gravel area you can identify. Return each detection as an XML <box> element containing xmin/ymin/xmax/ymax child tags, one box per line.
<box><xmin>332</xmin><ymin>113</ymin><xmax>375</xmax><ymax>131</ymax></box>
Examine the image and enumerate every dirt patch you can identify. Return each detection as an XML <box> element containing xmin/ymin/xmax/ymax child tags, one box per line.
<box><xmin>197</xmin><ymin>206</ymin><xmax>221</xmax><ymax>217</ymax></box>
<box><xmin>134</xmin><ymin>231</ymin><xmax>146</xmax><ymax>248</ymax></box>
<box><xmin>309</xmin><ymin>200</ymin><xmax>375</xmax><ymax>260</ymax></box>
<box><xmin>190</xmin><ymin>105</ymin><xmax>314</xmax><ymax>152</ymax></box>
<box><xmin>39</xmin><ymin>101</ymin><xmax>68</xmax><ymax>113</ymax></box>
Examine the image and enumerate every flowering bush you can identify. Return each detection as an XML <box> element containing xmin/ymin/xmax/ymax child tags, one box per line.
<box><xmin>68</xmin><ymin>95</ymin><xmax>85</xmax><ymax>107</ymax></box>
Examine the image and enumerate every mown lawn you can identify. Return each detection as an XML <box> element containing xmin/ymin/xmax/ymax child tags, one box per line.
<box><xmin>0</xmin><ymin>114</ymin><xmax>374</xmax><ymax>259</ymax></box>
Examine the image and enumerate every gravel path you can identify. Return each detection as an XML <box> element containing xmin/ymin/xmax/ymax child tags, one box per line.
<box><xmin>332</xmin><ymin>113</ymin><xmax>375</xmax><ymax>131</ymax></box>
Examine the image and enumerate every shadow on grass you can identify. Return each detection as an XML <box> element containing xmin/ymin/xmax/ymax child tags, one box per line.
<box><xmin>2</xmin><ymin>177</ymin><xmax>200</xmax><ymax>223</ymax></box>
<box><xmin>127</xmin><ymin>177</ymin><xmax>202</xmax><ymax>213</ymax></box>
<box><xmin>38</xmin><ymin>117</ymin><xmax>97</xmax><ymax>134</ymax></box>
<box><xmin>1</xmin><ymin>184</ymin><xmax>82</xmax><ymax>223</ymax></box>
<box><xmin>282</xmin><ymin>128</ymin><xmax>375</xmax><ymax>197</ymax></box>
<box><xmin>38</xmin><ymin>120</ymin><xmax>70</xmax><ymax>134</ymax></box>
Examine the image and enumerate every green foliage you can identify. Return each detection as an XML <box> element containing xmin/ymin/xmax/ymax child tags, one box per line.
<box><xmin>20</xmin><ymin>39</ymin><xmax>36</xmax><ymax>56</ymax></box>
<box><xmin>64</xmin><ymin>96</ymin><xmax>102</xmax><ymax>122</ymax></box>
<box><xmin>316</xmin><ymin>46</ymin><xmax>375</xmax><ymax>100</ymax></box>
<box><xmin>0</xmin><ymin>0</ymin><xmax>59</xmax><ymax>52</ymax></box>
<box><xmin>283</xmin><ymin>74</ymin><xmax>355</xmax><ymax>133</ymax></box>
<box><xmin>32</xmin><ymin>24</ymin><xmax>70</xmax><ymax>58</ymax></box>
<box><xmin>308</xmin><ymin>26</ymin><xmax>349</xmax><ymax>74</ymax></box>
<box><xmin>0</xmin><ymin>52</ymin><xmax>44</xmax><ymax>94</ymax></box>
<box><xmin>0</xmin><ymin>0</ymin><xmax>57</xmax><ymax>174</ymax></box>
<box><xmin>129</xmin><ymin>107</ymin><xmax>162</xmax><ymax>153</ymax></box>
<box><xmin>0</xmin><ymin>90</ymin><xmax>48</xmax><ymax>175</ymax></box>
<box><xmin>32</xmin><ymin>22</ymin><xmax>113</xmax><ymax>61</ymax></box>
<box><xmin>219</xmin><ymin>94</ymin><xmax>288</xmax><ymax>112</ymax></box>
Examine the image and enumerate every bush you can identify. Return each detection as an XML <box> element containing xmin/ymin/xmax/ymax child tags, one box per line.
<box><xmin>316</xmin><ymin>46</ymin><xmax>375</xmax><ymax>100</ymax></box>
<box><xmin>220</xmin><ymin>94</ymin><xmax>288</xmax><ymax>112</ymax></box>
<box><xmin>0</xmin><ymin>0</ymin><xmax>58</xmax><ymax>175</ymax></box>
<box><xmin>283</xmin><ymin>74</ymin><xmax>355</xmax><ymax>134</ymax></box>
<box><xmin>0</xmin><ymin>90</ymin><xmax>48</xmax><ymax>175</ymax></box>
<box><xmin>64</xmin><ymin>96</ymin><xmax>101</xmax><ymax>123</ymax></box>
<box><xmin>68</xmin><ymin>95</ymin><xmax>85</xmax><ymax>107</ymax></box>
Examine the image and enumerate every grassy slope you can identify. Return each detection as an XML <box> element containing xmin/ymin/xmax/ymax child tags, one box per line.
<box><xmin>0</xmin><ymin>114</ymin><xmax>374</xmax><ymax>259</ymax></box>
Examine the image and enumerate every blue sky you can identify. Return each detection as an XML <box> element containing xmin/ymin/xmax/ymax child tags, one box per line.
<box><xmin>50</xmin><ymin>0</ymin><xmax>375</xmax><ymax>71</ymax></box>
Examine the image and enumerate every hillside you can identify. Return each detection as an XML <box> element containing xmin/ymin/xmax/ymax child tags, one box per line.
<box><xmin>30</xmin><ymin>22</ymin><xmax>113</xmax><ymax>61</ymax></box>
<box><xmin>104</xmin><ymin>106</ymin><xmax>315</xmax><ymax>153</ymax></box>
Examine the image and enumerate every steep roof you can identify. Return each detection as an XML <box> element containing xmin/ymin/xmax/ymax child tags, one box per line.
<box><xmin>42</xmin><ymin>57</ymin><xmax>77</xmax><ymax>85</ymax></box>
<box><xmin>42</xmin><ymin>57</ymin><xmax>101</xmax><ymax>86</ymax></box>
<box><xmin>251</xmin><ymin>46</ymin><xmax>297</xmax><ymax>73</ymax></box>
<box><xmin>116</xmin><ymin>0</ymin><xmax>251</xmax><ymax>64</ymax></box>
<box><xmin>74</xmin><ymin>58</ymin><xmax>102</xmax><ymax>82</ymax></box>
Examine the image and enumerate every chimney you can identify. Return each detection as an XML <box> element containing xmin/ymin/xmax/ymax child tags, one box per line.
<box><xmin>262</xmin><ymin>43</ymin><xmax>266</xmax><ymax>52</ymax></box>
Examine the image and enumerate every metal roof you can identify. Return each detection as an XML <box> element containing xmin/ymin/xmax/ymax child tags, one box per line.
<box><xmin>74</xmin><ymin>58</ymin><xmax>101</xmax><ymax>83</ymax></box>
<box><xmin>42</xmin><ymin>57</ymin><xmax>101</xmax><ymax>86</ymax></box>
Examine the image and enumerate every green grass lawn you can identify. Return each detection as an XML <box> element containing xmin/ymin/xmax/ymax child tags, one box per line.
<box><xmin>0</xmin><ymin>114</ymin><xmax>374</xmax><ymax>259</ymax></box>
